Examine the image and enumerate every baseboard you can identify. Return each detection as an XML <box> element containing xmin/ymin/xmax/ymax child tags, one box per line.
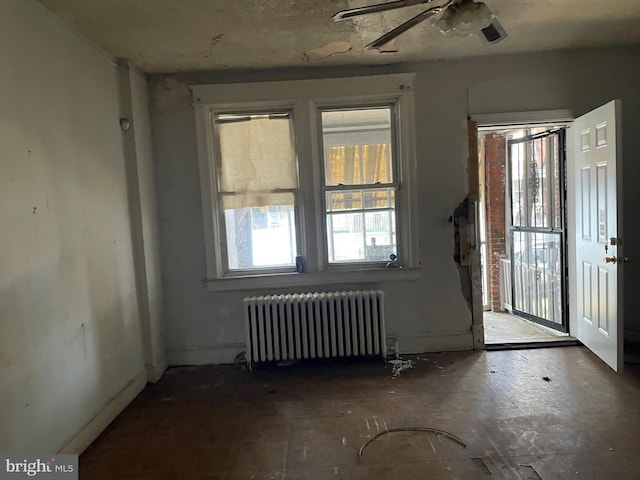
<box><xmin>167</xmin><ymin>343</ymin><xmax>246</xmax><ymax>366</ymax></box>
<box><xmin>168</xmin><ymin>334</ymin><xmax>476</xmax><ymax>366</ymax></box>
<box><xmin>57</xmin><ymin>369</ymin><xmax>147</xmax><ymax>454</ymax></box>
<box><xmin>146</xmin><ymin>356</ymin><xmax>168</xmax><ymax>383</ymax></box>
<box><xmin>391</xmin><ymin>331</ymin><xmax>474</xmax><ymax>354</ymax></box>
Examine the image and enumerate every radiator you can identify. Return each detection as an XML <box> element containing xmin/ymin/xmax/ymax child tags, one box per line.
<box><xmin>243</xmin><ymin>290</ymin><xmax>386</xmax><ymax>370</ymax></box>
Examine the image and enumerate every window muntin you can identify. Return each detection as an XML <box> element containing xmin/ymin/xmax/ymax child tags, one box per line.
<box><xmin>214</xmin><ymin>112</ymin><xmax>298</xmax><ymax>271</ymax></box>
<box><xmin>320</xmin><ymin>106</ymin><xmax>397</xmax><ymax>264</ymax></box>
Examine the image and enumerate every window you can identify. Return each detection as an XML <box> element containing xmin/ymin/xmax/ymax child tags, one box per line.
<box><xmin>193</xmin><ymin>74</ymin><xmax>419</xmax><ymax>288</ymax></box>
<box><xmin>321</xmin><ymin>107</ymin><xmax>397</xmax><ymax>263</ymax></box>
<box><xmin>215</xmin><ymin>112</ymin><xmax>298</xmax><ymax>271</ymax></box>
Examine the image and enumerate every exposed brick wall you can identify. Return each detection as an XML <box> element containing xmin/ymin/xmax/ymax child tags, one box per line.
<box><xmin>484</xmin><ymin>133</ymin><xmax>507</xmax><ymax>311</ymax></box>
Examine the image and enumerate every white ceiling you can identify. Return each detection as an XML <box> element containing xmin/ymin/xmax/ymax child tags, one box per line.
<box><xmin>37</xmin><ymin>0</ymin><xmax>640</xmax><ymax>74</ymax></box>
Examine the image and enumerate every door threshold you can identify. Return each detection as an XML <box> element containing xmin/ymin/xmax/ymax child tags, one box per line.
<box><xmin>486</xmin><ymin>339</ymin><xmax>581</xmax><ymax>351</ymax></box>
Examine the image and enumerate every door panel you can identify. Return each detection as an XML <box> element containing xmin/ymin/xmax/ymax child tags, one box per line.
<box><xmin>569</xmin><ymin>100</ymin><xmax>623</xmax><ymax>371</ymax></box>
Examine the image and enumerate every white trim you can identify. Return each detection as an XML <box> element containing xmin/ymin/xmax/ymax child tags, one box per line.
<box><xmin>471</xmin><ymin>109</ymin><xmax>575</xmax><ymax>127</ymax></box>
<box><xmin>192</xmin><ymin>74</ymin><xmax>420</xmax><ymax>287</ymax></box>
<box><xmin>57</xmin><ymin>370</ymin><xmax>147</xmax><ymax>454</ymax></box>
<box><xmin>205</xmin><ymin>266</ymin><xmax>421</xmax><ymax>292</ymax></box>
<box><xmin>192</xmin><ymin>74</ymin><xmax>416</xmax><ymax>104</ymax></box>
<box><xmin>146</xmin><ymin>356</ymin><xmax>168</xmax><ymax>383</ymax></box>
<box><xmin>194</xmin><ymin>104</ymin><xmax>223</xmax><ymax>277</ymax></box>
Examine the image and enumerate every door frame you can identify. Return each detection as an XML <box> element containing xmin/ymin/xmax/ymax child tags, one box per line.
<box><xmin>468</xmin><ymin>109</ymin><xmax>574</xmax><ymax>349</ymax></box>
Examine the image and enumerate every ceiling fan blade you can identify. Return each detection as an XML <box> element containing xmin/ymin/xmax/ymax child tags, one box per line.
<box><xmin>365</xmin><ymin>5</ymin><xmax>442</xmax><ymax>49</ymax></box>
<box><xmin>332</xmin><ymin>0</ymin><xmax>431</xmax><ymax>22</ymax></box>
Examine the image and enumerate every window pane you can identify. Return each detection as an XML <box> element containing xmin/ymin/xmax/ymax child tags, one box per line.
<box><xmin>321</xmin><ymin>108</ymin><xmax>393</xmax><ymax>186</ymax></box>
<box><xmin>326</xmin><ymin>188</ymin><xmax>394</xmax><ymax>212</ymax></box>
<box><xmin>327</xmin><ymin>210</ymin><xmax>396</xmax><ymax>263</ymax></box>
<box><xmin>326</xmin><ymin>190</ymin><xmax>362</xmax><ymax>211</ymax></box>
<box><xmin>223</xmin><ymin>195</ymin><xmax>296</xmax><ymax>271</ymax></box>
<box><xmin>530</xmin><ymin>136</ymin><xmax>552</xmax><ymax>228</ymax></box>
<box><xmin>511</xmin><ymin>132</ymin><xmax>563</xmax><ymax>230</ymax></box>
<box><xmin>364</xmin><ymin>188</ymin><xmax>394</xmax><ymax>209</ymax></box>
<box><xmin>217</xmin><ymin>113</ymin><xmax>297</xmax><ymax>193</ymax></box>
<box><xmin>552</xmin><ymin>134</ymin><xmax>561</xmax><ymax>229</ymax></box>
<box><xmin>511</xmin><ymin>142</ymin><xmax>525</xmax><ymax>226</ymax></box>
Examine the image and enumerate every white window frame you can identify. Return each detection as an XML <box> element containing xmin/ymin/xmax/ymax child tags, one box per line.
<box><xmin>193</xmin><ymin>74</ymin><xmax>420</xmax><ymax>291</ymax></box>
<box><xmin>210</xmin><ymin>108</ymin><xmax>301</xmax><ymax>275</ymax></box>
<box><xmin>318</xmin><ymin>103</ymin><xmax>398</xmax><ymax>269</ymax></box>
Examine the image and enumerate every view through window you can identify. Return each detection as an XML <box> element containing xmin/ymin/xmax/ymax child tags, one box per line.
<box><xmin>321</xmin><ymin>107</ymin><xmax>397</xmax><ymax>263</ymax></box>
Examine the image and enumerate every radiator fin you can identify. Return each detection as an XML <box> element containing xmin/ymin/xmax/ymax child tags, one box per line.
<box><xmin>243</xmin><ymin>290</ymin><xmax>386</xmax><ymax>369</ymax></box>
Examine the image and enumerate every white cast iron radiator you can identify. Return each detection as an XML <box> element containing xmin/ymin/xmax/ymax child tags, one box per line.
<box><xmin>243</xmin><ymin>290</ymin><xmax>386</xmax><ymax>370</ymax></box>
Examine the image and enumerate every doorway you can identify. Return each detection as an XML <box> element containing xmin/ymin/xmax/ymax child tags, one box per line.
<box><xmin>472</xmin><ymin>101</ymin><xmax>624</xmax><ymax>370</ymax></box>
<box><xmin>477</xmin><ymin>124</ymin><xmax>575</xmax><ymax>346</ymax></box>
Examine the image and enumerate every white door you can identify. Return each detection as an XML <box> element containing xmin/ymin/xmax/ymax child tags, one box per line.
<box><xmin>568</xmin><ymin>100</ymin><xmax>623</xmax><ymax>371</ymax></box>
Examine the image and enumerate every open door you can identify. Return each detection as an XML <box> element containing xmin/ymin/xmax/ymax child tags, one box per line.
<box><xmin>568</xmin><ymin>100</ymin><xmax>624</xmax><ymax>371</ymax></box>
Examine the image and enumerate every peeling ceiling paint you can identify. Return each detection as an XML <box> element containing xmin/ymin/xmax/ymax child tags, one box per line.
<box><xmin>36</xmin><ymin>0</ymin><xmax>640</xmax><ymax>73</ymax></box>
<box><xmin>304</xmin><ymin>41</ymin><xmax>352</xmax><ymax>61</ymax></box>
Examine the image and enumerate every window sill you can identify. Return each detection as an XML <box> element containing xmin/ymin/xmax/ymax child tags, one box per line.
<box><xmin>204</xmin><ymin>267</ymin><xmax>422</xmax><ymax>292</ymax></box>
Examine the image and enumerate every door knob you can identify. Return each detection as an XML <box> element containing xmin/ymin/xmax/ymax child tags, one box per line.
<box><xmin>603</xmin><ymin>256</ymin><xmax>617</xmax><ymax>264</ymax></box>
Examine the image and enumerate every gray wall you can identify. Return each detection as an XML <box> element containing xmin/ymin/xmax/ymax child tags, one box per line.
<box><xmin>128</xmin><ymin>66</ymin><xmax>167</xmax><ymax>381</ymax></box>
<box><xmin>149</xmin><ymin>45</ymin><xmax>640</xmax><ymax>365</ymax></box>
<box><xmin>0</xmin><ymin>0</ymin><xmax>163</xmax><ymax>453</ymax></box>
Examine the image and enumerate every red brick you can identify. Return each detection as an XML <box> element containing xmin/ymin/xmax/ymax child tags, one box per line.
<box><xmin>483</xmin><ymin>133</ymin><xmax>507</xmax><ymax>310</ymax></box>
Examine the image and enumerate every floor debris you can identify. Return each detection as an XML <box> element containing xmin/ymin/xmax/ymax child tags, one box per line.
<box><xmin>518</xmin><ymin>464</ymin><xmax>543</xmax><ymax>480</ymax></box>
<box><xmin>471</xmin><ymin>457</ymin><xmax>492</xmax><ymax>475</ymax></box>
<box><xmin>358</xmin><ymin>426</ymin><xmax>467</xmax><ymax>460</ymax></box>
<box><xmin>389</xmin><ymin>359</ymin><xmax>414</xmax><ymax>378</ymax></box>
<box><xmin>542</xmin><ymin>376</ymin><xmax>551</xmax><ymax>382</ymax></box>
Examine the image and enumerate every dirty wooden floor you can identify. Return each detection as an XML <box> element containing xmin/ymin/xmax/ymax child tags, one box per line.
<box><xmin>80</xmin><ymin>347</ymin><xmax>640</xmax><ymax>479</ymax></box>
